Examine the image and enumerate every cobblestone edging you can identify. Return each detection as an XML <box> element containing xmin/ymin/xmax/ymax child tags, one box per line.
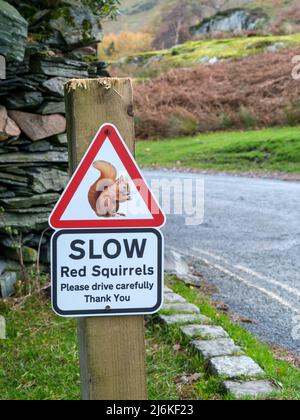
<box><xmin>158</xmin><ymin>286</ymin><xmax>276</xmax><ymax>399</ymax></box>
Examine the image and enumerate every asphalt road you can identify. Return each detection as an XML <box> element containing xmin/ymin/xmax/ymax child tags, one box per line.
<box><xmin>145</xmin><ymin>170</ymin><xmax>300</xmax><ymax>354</ymax></box>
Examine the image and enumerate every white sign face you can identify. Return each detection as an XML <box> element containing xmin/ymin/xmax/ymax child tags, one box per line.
<box><xmin>51</xmin><ymin>229</ymin><xmax>164</xmax><ymax>317</ymax></box>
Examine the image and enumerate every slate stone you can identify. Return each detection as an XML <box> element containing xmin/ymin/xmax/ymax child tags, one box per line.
<box><xmin>160</xmin><ymin>313</ymin><xmax>210</xmax><ymax>325</ymax></box>
<box><xmin>0</xmin><ymin>0</ymin><xmax>28</xmax><ymax>62</ymax></box>
<box><xmin>0</xmin><ymin>258</ymin><xmax>7</xmax><ymax>275</ymax></box>
<box><xmin>0</xmin><ymin>172</ymin><xmax>28</xmax><ymax>188</ymax></box>
<box><xmin>7</xmin><ymin>207</ymin><xmax>52</xmax><ymax>214</ymax></box>
<box><xmin>222</xmin><ymin>380</ymin><xmax>275</xmax><ymax>398</ymax></box>
<box><xmin>42</xmin><ymin>77</ymin><xmax>71</xmax><ymax>97</ymax></box>
<box><xmin>0</xmin><ymin>106</ymin><xmax>21</xmax><ymax>141</ymax></box>
<box><xmin>163</xmin><ymin>303</ymin><xmax>200</xmax><ymax>313</ymax></box>
<box><xmin>30</xmin><ymin>56</ymin><xmax>89</xmax><ymax>78</ymax></box>
<box><xmin>181</xmin><ymin>325</ymin><xmax>229</xmax><ymax>339</ymax></box>
<box><xmin>37</xmin><ymin>101</ymin><xmax>66</xmax><ymax>115</ymax></box>
<box><xmin>4</xmin><ymin>92</ymin><xmax>44</xmax><ymax>111</ymax></box>
<box><xmin>164</xmin><ymin>292</ymin><xmax>186</xmax><ymax>304</ymax></box>
<box><xmin>209</xmin><ymin>356</ymin><xmax>264</xmax><ymax>378</ymax></box>
<box><xmin>49</xmin><ymin>133</ymin><xmax>68</xmax><ymax>145</ymax></box>
<box><xmin>0</xmin><ymin>193</ymin><xmax>60</xmax><ymax>209</ymax></box>
<box><xmin>0</xmin><ymin>150</ymin><xmax>68</xmax><ymax>164</ymax></box>
<box><xmin>8</xmin><ymin>111</ymin><xmax>66</xmax><ymax>141</ymax></box>
<box><xmin>191</xmin><ymin>339</ymin><xmax>244</xmax><ymax>359</ymax></box>
<box><xmin>164</xmin><ymin>286</ymin><xmax>173</xmax><ymax>293</ymax></box>
<box><xmin>0</xmin><ymin>315</ymin><xmax>5</xmax><ymax>339</ymax></box>
<box><xmin>0</xmin><ymin>212</ymin><xmax>49</xmax><ymax>232</ymax></box>
<box><xmin>29</xmin><ymin>168</ymin><xmax>69</xmax><ymax>194</ymax></box>
<box><xmin>0</xmin><ymin>271</ymin><xmax>17</xmax><ymax>298</ymax></box>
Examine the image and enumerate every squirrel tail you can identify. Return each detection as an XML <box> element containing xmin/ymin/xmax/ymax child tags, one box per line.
<box><xmin>93</xmin><ymin>160</ymin><xmax>117</xmax><ymax>181</ymax></box>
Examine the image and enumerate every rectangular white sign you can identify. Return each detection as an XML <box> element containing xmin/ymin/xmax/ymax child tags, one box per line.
<box><xmin>51</xmin><ymin>228</ymin><xmax>164</xmax><ymax>317</ymax></box>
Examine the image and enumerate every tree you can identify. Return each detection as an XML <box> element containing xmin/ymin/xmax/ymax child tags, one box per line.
<box><xmin>151</xmin><ymin>0</ymin><xmax>204</xmax><ymax>49</ymax></box>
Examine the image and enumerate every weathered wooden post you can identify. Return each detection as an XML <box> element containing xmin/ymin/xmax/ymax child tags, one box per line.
<box><xmin>64</xmin><ymin>78</ymin><xmax>147</xmax><ymax>400</ymax></box>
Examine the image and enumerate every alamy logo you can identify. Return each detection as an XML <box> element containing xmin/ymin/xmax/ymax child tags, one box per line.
<box><xmin>0</xmin><ymin>55</ymin><xmax>6</xmax><ymax>80</ymax></box>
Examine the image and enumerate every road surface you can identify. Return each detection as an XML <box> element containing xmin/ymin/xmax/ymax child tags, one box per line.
<box><xmin>145</xmin><ymin>170</ymin><xmax>300</xmax><ymax>354</ymax></box>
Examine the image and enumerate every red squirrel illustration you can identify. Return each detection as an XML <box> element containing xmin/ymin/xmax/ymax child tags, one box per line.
<box><xmin>88</xmin><ymin>160</ymin><xmax>131</xmax><ymax>217</ymax></box>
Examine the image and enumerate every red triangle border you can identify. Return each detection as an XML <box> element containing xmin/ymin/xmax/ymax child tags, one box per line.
<box><xmin>49</xmin><ymin>124</ymin><xmax>166</xmax><ymax>229</ymax></box>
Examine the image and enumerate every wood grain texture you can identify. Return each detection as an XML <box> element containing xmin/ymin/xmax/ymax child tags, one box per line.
<box><xmin>65</xmin><ymin>78</ymin><xmax>147</xmax><ymax>401</ymax></box>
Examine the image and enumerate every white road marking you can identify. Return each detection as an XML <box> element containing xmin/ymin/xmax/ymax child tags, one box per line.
<box><xmin>167</xmin><ymin>246</ymin><xmax>300</xmax><ymax>314</ymax></box>
<box><xmin>191</xmin><ymin>247</ymin><xmax>300</xmax><ymax>299</ymax></box>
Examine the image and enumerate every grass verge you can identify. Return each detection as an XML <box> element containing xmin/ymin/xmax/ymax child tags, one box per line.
<box><xmin>1</xmin><ymin>277</ymin><xmax>300</xmax><ymax>400</ymax></box>
<box><xmin>136</xmin><ymin>127</ymin><xmax>300</xmax><ymax>175</ymax></box>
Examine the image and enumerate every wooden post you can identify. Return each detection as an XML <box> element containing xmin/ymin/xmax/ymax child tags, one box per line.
<box><xmin>65</xmin><ymin>78</ymin><xmax>147</xmax><ymax>400</ymax></box>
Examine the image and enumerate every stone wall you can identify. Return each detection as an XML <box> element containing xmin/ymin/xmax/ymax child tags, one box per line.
<box><xmin>0</xmin><ymin>1</ymin><xmax>109</xmax><ymax>297</ymax></box>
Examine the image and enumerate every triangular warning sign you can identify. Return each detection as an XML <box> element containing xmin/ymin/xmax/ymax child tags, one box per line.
<box><xmin>49</xmin><ymin>124</ymin><xmax>166</xmax><ymax>229</ymax></box>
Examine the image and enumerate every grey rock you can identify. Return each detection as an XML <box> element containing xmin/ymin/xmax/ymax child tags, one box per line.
<box><xmin>192</xmin><ymin>338</ymin><xmax>243</xmax><ymax>359</ymax></box>
<box><xmin>160</xmin><ymin>313</ymin><xmax>210</xmax><ymax>325</ymax></box>
<box><xmin>164</xmin><ymin>286</ymin><xmax>173</xmax><ymax>293</ymax></box>
<box><xmin>49</xmin><ymin>133</ymin><xmax>68</xmax><ymax>146</ymax></box>
<box><xmin>42</xmin><ymin>77</ymin><xmax>69</xmax><ymax>97</ymax></box>
<box><xmin>2</xmin><ymin>244</ymin><xmax>38</xmax><ymax>263</ymax></box>
<box><xmin>266</xmin><ymin>42</ymin><xmax>287</xmax><ymax>53</ymax></box>
<box><xmin>163</xmin><ymin>302</ymin><xmax>200</xmax><ymax>313</ymax></box>
<box><xmin>0</xmin><ymin>315</ymin><xmax>5</xmax><ymax>339</ymax></box>
<box><xmin>164</xmin><ymin>292</ymin><xmax>186</xmax><ymax>304</ymax></box>
<box><xmin>0</xmin><ymin>0</ymin><xmax>28</xmax><ymax>62</ymax></box>
<box><xmin>22</xmin><ymin>141</ymin><xmax>53</xmax><ymax>153</ymax></box>
<box><xmin>0</xmin><ymin>271</ymin><xmax>17</xmax><ymax>298</ymax></box>
<box><xmin>0</xmin><ymin>171</ymin><xmax>28</xmax><ymax>188</ymax></box>
<box><xmin>37</xmin><ymin>102</ymin><xmax>66</xmax><ymax>115</ymax></box>
<box><xmin>48</xmin><ymin>1</ymin><xmax>103</xmax><ymax>51</ymax></box>
<box><xmin>222</xmin><ymin>380</ymin><xmax>275</xmax><ymax>398</ymax></box>
<box><xmin>6</xmin><ymin>207</ymin><xmax>52</xmax><ymax>214</ymax></box>
<box><xmin>0</xmin><ymin>191</ymin><xmax>15</xmax><ymax>199</ymax></box>
<box><xmin>0</xmin><ymin>193</ymin><xmax>60</xmax><ymax>209</ymax></box>
<box><xmin>0</xmin><ymin>150</ymin><xmax>68</xmax><ymax>164</ymax></box>
<box><xmin>0</xmin><ymin>259</ymin><xmax>7</xmax><ymax>275</ymax></box>
<box><xmin>0</xmin><ymin>105</ymin><xmax>21</xmax><ymax>141</ymax></box>
<box><xmin>30</xmin><ymin>56</ymin><xmax>89</xmax><ymax>78</ymax></box>
<box><xmin>4</xmin><ymin>92</ymin><xmax>44</xmax><ymax>111</ymax></box>
<box><xmin>181</xmin><ymin>325</ymin><xmax>229</xmax><ymax>339</ymax></box>
<box><xmin>29</xmin><ymin>168</ymin><xmax>69</xmax><ymax>194</ymax></box>
<box><xmin>191</xmin><ymin>8</ymin><xmax>268</xmax><ymax>36</ymax></box>
<box><xmin>209</xmin><ymin>356</ymin><xmax>264</xmax><ymax>378</ymax></box>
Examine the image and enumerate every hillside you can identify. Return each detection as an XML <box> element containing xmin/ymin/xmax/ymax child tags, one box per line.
<box><xmin>110</xmin><ymin>33</ymin><xmax>300</xmax><ymax>78</ymax></box>
<box><xmin>103</xmin><ymin>0</ymin><xmax>298</xmax><ymax>36</ymax></box>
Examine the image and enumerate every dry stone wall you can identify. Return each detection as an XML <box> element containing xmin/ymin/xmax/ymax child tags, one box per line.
<box><xmin>0</xmin><ymin>1</ymin><xmax>109</xmax><ymax>296</ymax></box>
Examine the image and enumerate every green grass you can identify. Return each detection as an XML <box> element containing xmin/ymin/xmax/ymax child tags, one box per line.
<box><xmin>136</xmin><ymin>126</ymin><xmax>300</xmax><ymax>174</ymax></box>
<box><xmin>113</xmin><ymin>33</ymin><xmax>300</xmax><ymax>77</ymax></box>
